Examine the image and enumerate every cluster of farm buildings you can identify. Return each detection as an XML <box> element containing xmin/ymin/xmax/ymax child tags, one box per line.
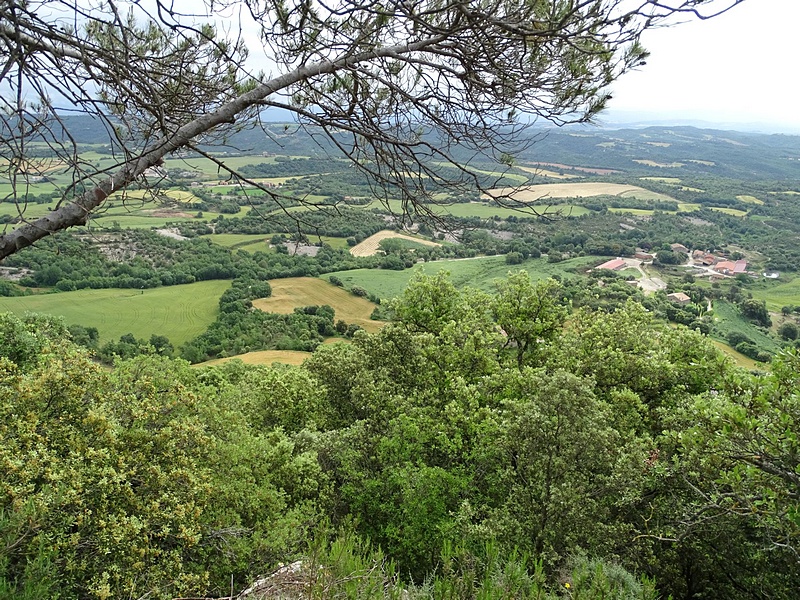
<box><xmin>596</xmin><ymin>243</ymin><xmax>750</xmax><ymax>279</ymax></box>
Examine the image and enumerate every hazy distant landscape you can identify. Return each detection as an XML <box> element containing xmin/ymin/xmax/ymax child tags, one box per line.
<box><xmin>2</xmin><ymin>119</ymin><xmax>799</xmax><ymax>367</ymax></box>
<box><xmin>7</xmin><ymin>1</ymin><xmax>800</xmax><ymax>598</ymax></box>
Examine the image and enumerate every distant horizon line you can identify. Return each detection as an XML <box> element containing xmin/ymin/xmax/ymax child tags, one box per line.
<box><xmin>36</xmin><ymin>108</ymin><xmax>800</xmax><ymax>137</ymax></box>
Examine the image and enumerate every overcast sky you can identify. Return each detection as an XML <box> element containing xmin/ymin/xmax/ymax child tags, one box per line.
<box><xmin>604</xmin><ymin>0</ymin><xmax>800</xmax><ymax>132</ymax></box>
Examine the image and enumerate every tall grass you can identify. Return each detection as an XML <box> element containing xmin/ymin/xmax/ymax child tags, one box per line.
<box><xmin>275</xmin><ymin>532</ymin><xmax>658</xmax><ymax>600</ymax></box>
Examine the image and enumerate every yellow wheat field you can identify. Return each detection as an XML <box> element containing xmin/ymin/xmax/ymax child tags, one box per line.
<box><xmin>485</xmin><ymin>182</ymin><xmax>675</xmax><ymax>203</ymax></box>
<box><xmin>350</xmin><ymin>230</ymin><xmax>441</xmax><ymax>257</ymax></box>
<box><xmin>197</xmin><ymin>350</ymin><xmax>312</xmax><ymax>367</ymax></box>
<box><xmin>517</xmin><ymin>166</ymin><xmax>580</xmax><ymax>179</ymax></box>
<box><xmin>252</xmin><ymin>277</ymin><xmax>385</xmax><ymax>332</ymax></box>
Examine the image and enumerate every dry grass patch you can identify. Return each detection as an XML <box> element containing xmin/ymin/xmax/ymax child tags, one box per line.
<box><xmin>486</xmin><ymin>182</ymin><xmax>675</xmax><ymax>203</ymax></box>
<box><xmin>641</xmin><ymin>177</ymin><xmax>682</xmax><ymax>183</ymax></box>
<box><xmin>711</xmin><ymin>340</ymin><xmax>760</xmax><ymax>370</ymax></box>
<box><xmin>709</xmin><ymin>207</ymin><xmax>748</xmax><ymax>217</ymax></box>
<box><xmin>718</xmin><ymin>138</ymin><xmax>747</xmax><ymax>147</ymax></box>
<box><xmin>533</xmin><ymin>163</ymin><xmax>620</xmax><ymax>175</ymax></box>
<box><xmin>633</xmin><ymin>159</ymin><xmax>685</xmax><ymax>168</ymax></box>
<box><xmin>737</xmin><ymin>195</ymin><xmax>764</xmax><ymax>205</ymax></box>
<box><xmin>197</xmin><ymin>350</ymin><xmax>312</xmax><ymax>367</ymax></box>
<box><xmin>350</xmin><ymin>230</ymin><xmax>441</xmax><ymax>257</ymax></box>
<box><xmin>0</xmin><ymin>157</ymin><xmax>67</xmax><ymax>174</ymax></box>
<box><xmin>252</xmin><ymin>277</ymin><xmax>385</xmax><ymax>333</ymax></box>
<box><xmin>517</xmin><ymin>166</ymin><xmax>580</xmax><ymax>180</ymax></box>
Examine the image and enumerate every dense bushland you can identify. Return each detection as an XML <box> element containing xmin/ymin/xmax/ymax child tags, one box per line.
<box><xmin>2</xmin><ymin>272</ymin><xmax>799</xmax><ymax>599</ymax></box>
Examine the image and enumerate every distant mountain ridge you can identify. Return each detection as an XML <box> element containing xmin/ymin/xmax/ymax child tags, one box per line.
<box><xmin>31</xmin><ymin>115</ymin><xmax>800</xmax><ymax>180</ymax></box>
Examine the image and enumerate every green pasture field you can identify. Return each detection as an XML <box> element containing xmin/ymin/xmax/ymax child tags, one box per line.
<box><xmin>318</xmin><ymin>236</ymin><xmax>350</xmax><ymax>249</ymax></box>
<box><xmin>620</xmin><ymin>267</ymin><xmax>642</xmax><ymax>279</ymax></box>
<box><xmin>750</xmin><ymin>277</ymin><xmax>800</xmax><ymax>312</ymax></box>
<box><xmin>607</xmin><ymin>202</ymin><xmax>701</xmax><ymax>216</ymax></box>
<box><xmin>391</xmin><ymin>237</ymin><xmax>441</xmax><ymax>250</ymax></box>
<box><xmin>710</xmin><ymin>340</ymin><xmax>760</xmax><ymax>370</ymax></box>
<box><xmin>446</xmin><ymin>202</ymin><xmax>591</xmax><ymax>218</ymax></box>
<box><xmin>357</xmin><ymin>199</ymin><xmax>591</xmax><ymax>219</ymax></box>
<box><xmin>109</xmin><ymin>189</ymin><xmax>202</xmax><ymax>203</ymax></box>
<box><xmin>89</xmin><ymin>214</ymin><xmax>205</xmax><ymax>230</ymax></box>
<box><xmin>0</xmin><ymin>280</ymin><xmax>229</xmax><ymax>346</ymax></box>
<box><xmin>252</xmin><ymin>277</ymin><xmax>384</xmax><ymax>333</ymax></box>
<box><xmin>2</xmin><ymin>195</ymin><xmax>231</xmax><ymax>233</ymax></box>
<box><xmin>161</xmin><ymin>155</ymin><xmax>280</xmax><ymax>175</ymax></box>
<box><xmin>607</xmin><ymin>208</ymin><xmax>658</xmax><ymax>216</ymax></box>
<box><xmin>710</xmin><ymin>299</ymin><xmax>780</xmax><ymax>354</ymax></box>
<box><xmin>0</xmin><ymin>201</ymin><xmax>54</xmax><ymax>220</ymax></box>
<box><xmin>708</xmin><ymin>207</ymin><xmax>748</xmax><ymax>217</ymax></box>
<box><xmin>0</xmin><ymin>181</ymin><xmax>59</xmax><ymax>197</ymax></box>
<box><xmin>324</xmin><ymin>255</ymin><xmax>597</xmax><ymax>300</ymax></box>
<box><xmin>203</xmin><ymin>233</ymin><xmax>348</xmax><ymax>252</ymax></box>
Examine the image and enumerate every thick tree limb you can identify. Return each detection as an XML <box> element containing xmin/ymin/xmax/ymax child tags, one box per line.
<box><xmin>0</xmin><ymin>36</ymin><xmax>444</xmax><ymax>260</ymax></box>
<box><xmin>0</xmin><ymin>0</ymin><xmax>746</xmax><ymax>261</ymax></box>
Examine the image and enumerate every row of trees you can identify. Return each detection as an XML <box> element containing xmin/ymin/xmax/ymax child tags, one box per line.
<box><xmin>1</xmin><ymin>229</ymin><xmax>380</xmax><ymax>292</ymax></box>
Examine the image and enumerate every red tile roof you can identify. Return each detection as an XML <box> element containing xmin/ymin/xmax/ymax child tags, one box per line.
<box><xmin>595</xmin><ymin>258</ymin><xmax>626</xmax><ymax>271</ymax></box>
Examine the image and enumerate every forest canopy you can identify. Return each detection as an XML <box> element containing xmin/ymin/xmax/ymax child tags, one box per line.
<box><xmin>1</xmin><ymin>271</ymin><xmax>799</xmax><ymax>598</ymax></box>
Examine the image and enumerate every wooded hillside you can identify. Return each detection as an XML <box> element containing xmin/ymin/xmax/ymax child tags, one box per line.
<box><xmin>2</xmin><ymin>271</ymin><xmax>798</xmax><ymax>599</ymax></box>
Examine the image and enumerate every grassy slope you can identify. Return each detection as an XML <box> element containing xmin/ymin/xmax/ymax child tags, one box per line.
<box><xmin>710</xmin><ymin>299</ymin><xmax>780</xmax><ymax>353</ymax></box>
<box><xmin>0</xmin><ymin>280</ymin><xmax>229</xmax><ymax>346</ymax></box>
<box><xmin>324</xmin><ymin>255</ymin><xmax>596</xmax><ymax>300</ymax></box>
<box><xmin>710</xmin><ymin>340</ymin><xmax>760</xmax><ymax>370</ymax></box>
<box><xmin>252</xmin><ymin>277</ymin><xmax>384</xmax><ymax>332</ymax></box>
<box><xmin>750</xmin><ymin>277</ymin><xmax>800</xmax><ymax>312</ymax></box>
